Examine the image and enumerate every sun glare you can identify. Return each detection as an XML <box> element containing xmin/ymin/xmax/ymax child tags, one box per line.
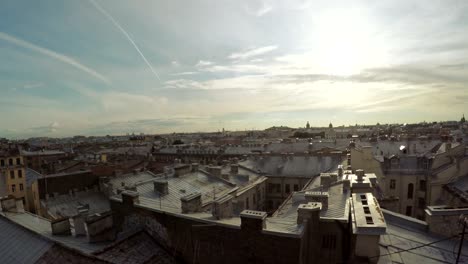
<box><xmin>313</xmin><ymin>9</ymin><xmax>386</xmax><ymax>76</ymax></box>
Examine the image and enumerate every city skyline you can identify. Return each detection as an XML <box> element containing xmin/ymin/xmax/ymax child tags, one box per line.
<box><xmin>1</xmin><ymin>0</ymin><xmax>468</xmax><ymax>138</ymax></box>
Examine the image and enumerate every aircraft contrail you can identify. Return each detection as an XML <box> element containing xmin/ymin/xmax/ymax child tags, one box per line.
<box><xmin>0</xmin><ymin>32</ymin><xmax>110</xmax><ymax>84</ymax></box>
<box><xmin>89</xmin><ymin>0</ymin><xmax>161</xmax><ymax>81</ymax></box>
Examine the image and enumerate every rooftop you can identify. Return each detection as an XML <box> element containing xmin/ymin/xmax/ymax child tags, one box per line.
<box><xmin>239</xmin><ymin>155</ymin><xmax>344</xmax><ymax>177</ymax></box>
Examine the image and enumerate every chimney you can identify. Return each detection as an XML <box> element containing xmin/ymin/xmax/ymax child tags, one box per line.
<box><xmin>191</xmin><ymin>163</ymin><xmax>199</xmax><ymax>172</ymax></box>
<box><xmin>84</xmin><ymin>211</ymin><xmax>116</xmax><ymax>243</ymax></box>
<box><xmin>343</xmin><ymin>179</ymin><xmax>351</xmax><ymax>192</ymax></box>
<box><xmin>212</xmin><ymin>195</ymin><xmax>234</xmax><ymax>219</ymax></box>
<box><xmin>320</xmin><ymin>174</ymin><xmax>331</xmax><ymax>186</ymax></box>
<box><xmin>297</xmin><ymin>202</ymin><xmax>322</xmax><ymax>225</ymax></box>
<box><xmin>0</xmin><ymin>196</ymin><xmax>17</xmax><ymax>212</ymax></box>
<box><xmin>181</xmin><ymin>192</ymin><xmax>202</xmax><ymax>213</ymax></box>
<box><xmin>51</xmin><ymin>217</ymin><xmax>71</xmax><ymax>236</ymax></box>
<box><xmin>208</xmin><ymin>166</ymin><xmax>222</xmax><ymax>177</ymax></box>
<box><xmin>305</xmin><ymin>191</ymin><xmax>329</xmax><ymax>210</ymax></box>
<box><xmin>153</xmin><ymin>179</ymin><xmax>169</xmax><ymax>195</ymax></box>
<box><xmin>73</xmin><ymin>206</ymin><xmax>89</xmax><ymax>237</ymax></box>
<box><xmin>240</xmin><ymin>210</ymin><xmax>267</xmax><ymax>231</ymax></box>
<box><xmin>356</xmin><ymin>169</ymin><xmax>365</xmax><ymax>182</ymax></box>
<box><xmin>174</xmin><ymin>164</ymin><xmax>191</xmax><ymax>177</ymax></box>
<box><xmin>338</xmin><ymin>165</ymin><xmax>344</xmax><ymax>178</ymax></box>
<box><xmin>230</xmin><ymin>164</ymin><xmax>239</xmax><ymax>174</ymax></box>
<box><xmin>121</xmin><ymin>190</ymin><xmax>139</xmax><ymax>206</ymax></box>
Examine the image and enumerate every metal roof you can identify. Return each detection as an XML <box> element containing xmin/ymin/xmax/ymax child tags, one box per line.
<box><xmin>0</xmin><ymin>215</ymin><xmax>52</xmax><ymax>264</ymax></box>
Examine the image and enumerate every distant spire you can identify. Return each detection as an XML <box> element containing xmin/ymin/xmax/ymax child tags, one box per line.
<box><xmin>461</xmin><ymin>114</ymin><xmax>466</xmax><ymax>123</ymax></box>
<box><xmin>306</xmin><ymin>121</ymin><xmax>310</xmax><ymax>129</ymax></box>
<box><xmin>329</xmin><ymin>122</ymin><xmax>333</xmax><ymax>128</ymax></box>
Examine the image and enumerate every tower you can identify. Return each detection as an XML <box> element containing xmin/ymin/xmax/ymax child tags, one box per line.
<box><xmin>306</xmin><ymin>121</ymin><xmax>310</xmax><ymax>129</ymax></box>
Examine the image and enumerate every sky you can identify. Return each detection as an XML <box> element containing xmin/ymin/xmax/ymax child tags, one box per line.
<box><xmin>0</xmin><ymin>0</ymin><xmax>467</xmax><ymax>138</ymax></box>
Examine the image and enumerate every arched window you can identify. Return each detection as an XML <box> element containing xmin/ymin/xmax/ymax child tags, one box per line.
<box><xmin>407</xmin><ymin>183</ymin><xmax>414</xmax><ymax>199</ymax></box>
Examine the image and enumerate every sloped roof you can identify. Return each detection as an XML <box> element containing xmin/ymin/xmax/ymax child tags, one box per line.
<box><xmin>0</xmin><ymin>215</ymin><xmax>52</xmax><ymax>264</ymax></box>
<box><xmin>240</xmin><ymin>155</ymin><xmax>343</xmax><ymax>177</ymax></box>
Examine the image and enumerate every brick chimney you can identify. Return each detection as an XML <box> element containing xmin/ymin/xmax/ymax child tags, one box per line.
<box><xmin>181</xmin><ymin>192</ymin><xmax>202</xmax><ymax>213</ymax></box>
<box><xmin>240</xmin><ymin>210</ymin><xmax>267</xmax><ymax>231</ymax></box>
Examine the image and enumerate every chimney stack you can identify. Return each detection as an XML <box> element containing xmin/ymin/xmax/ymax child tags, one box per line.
<box><xmin>122</xmin><ymin>190</ymin><xmax>139</xmax><ymax>207</ymax></box>
<box><xmin>212</xmin><ymin>195</ymin><xmax>234</xmax><ymax>219</ymax></box>
<box><xmin>356</xmin><ymin>169</ymin><xmax>365</xmax><ymax>182</ymax></box>
<box><xmin>297</xmin><ymin>202</ymin><xmax>322</xmax><ymax>224</ymax></box>
<box><xmin>305</xmin><ymin>191</ymin><xmax>329</xmax><ymax>210</ymax></box>
<box><xmin>230</xmin><ymin>164</ymin><xmax>239</xmax><ymax>174</ymax></box>
<box><xmin>51</xmin><ymin>218</ymin><xmax>71</xmax><ymax>236</ymax></box>
<box><xmin>85</xmin><ymin>211</ymin><xmax>116</xmax><ymax>243</ymax></box>
<box><xmin>181</xmin><ymin>192</ymin><xmax>202</xmax><ymax>213</ymax></box>
<box><xmin>240</xmin><ymin>210</ymin><xmax>267</xmax><ymax>231</ymax></box>
<box><xmin>153</xmin><ymin>179</ymin><xmax>169</xmax><ymax>195</ymax></box>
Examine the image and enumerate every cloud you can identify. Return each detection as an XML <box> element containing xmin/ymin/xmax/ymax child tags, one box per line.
<box><xmin>171</xmin><ymin>60</ymin><xmax>180</xmax><ymax>67</ymax></box>
<box><xmin>88</xmin><ymin>0</ymin><xmax>161</xmax><ymax>81</ymax></box>
<box><xmin>228</xmin><ymin>45</ymin><xmax>277</xmax><ymax>60</ymax></box>
<box><xmin>245</xmin><ymin>1</ymin><xmax>273</xmax><ymax>17</ymax></box>
<box><xmin>195</xmin><ymin>60</ymin><xmax>213</xmax><ymax>67</ymax></box>
<box><xmin>29</xmin><ymin>121</ymin><xmax>60</xmax><ymax>134</ymax></box>
<box><xmin>171</xmin><ymin>71</ymin><xmax>197</xmax><ymax>76</ymax></box>
<box><xmin>23</xmin><ymin>82</ymin><xmax>44</xmax><ymax>89</ymax></box>
<box><xmin>0</xmin><ymin>32</ymin><xmax>110</xmax><ymax>84</ymax></box>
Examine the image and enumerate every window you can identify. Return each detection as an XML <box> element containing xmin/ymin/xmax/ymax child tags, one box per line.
<box><xmin>419</xmin><ymin>180</ymin><xmax>426</xmax><ymax>192</ymax></box>
<box><xmin>268</xmin><ymin>183</ymin><xmax>275</xmax><ymax>193</ymax></box>
<box><xmin>246</xmin><ymin>198</ymin><xmax>249</xmax><ymax>209</ymax></box>
<box><xmin>16</xmin><ymin>158</ymin><xmax>21</xmax><ymax>165</ymax></box>
<box><xmin>8</xmin><ymin>158</ymin><xmax>13</xmax><ymax>166</ymax></box>
<box><xmin>418</xmin><ymin>198</ymin><xmax>426</xmax><ymax>209</ymax></box>
<box><xmin>275</xmin><ymin>184</ymin><xmax>281</xmax><ymax>193</ymax></box>
<box><xmin>10</xmin><ymin>171</ymin><xmax>15</xmax><ymax>179</ymax></box>
<box><xmin>0</xmin><ymin>159</ymin><xmax>4</xmax><ymax>167</ymax></box>
<box><xmin>407</xmin><ymin>183</ymin><xmax>414</xmax><ymax>199</ymax></box>
<box><xmin>390</xmin><ymin>179</ymin><xmax>396</xmax><ymax>190</ymax></box>
<box><xmin>321</xmin><ymin>234</ymin><xmax>337</xmax><ymax>249</ymax></box>
<box><xmin>405</xmin><ymin>206</ymin><xmax>412</xmax><ymax>216</ymax></box>
<box><xmin>285</xmin><ymin>184</ymin><xmax>290</xmax><ymax>193</ymax></box>
<box><xmin>294</xmin><ymin>184</ymin><xmax>299</xmax><ymax>191</ymax></box>
<box><xmin>19</xmin><ymin>184</ymin><xmax>23</xmax><ymax>191</ymax></box>
<box><xmin>18</xmin><ymin>170</ymin><xmax>22</xmax><ymax>178</ymax></box>
<box><xmin>253</xmin><ymin>193</ymin><xmax>256</xmax><ymax>205</ymax></box>
<box><xmin>11</xmin><ymin>184</ymin><xmax>16</xmax><ymax>192</ymax></box>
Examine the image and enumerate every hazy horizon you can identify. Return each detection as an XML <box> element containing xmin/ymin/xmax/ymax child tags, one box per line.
<box><xmin>1</xmin><ymin>0</ymin><xmax>467</xmax><ymax>138</ymax></box>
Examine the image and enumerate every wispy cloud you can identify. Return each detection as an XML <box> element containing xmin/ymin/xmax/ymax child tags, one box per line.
<box><xmin>171</xmin><ymin>71</ymin><xmax>197</xmax><ymax>76</ymax></box>
<box><xmin>0</xmin><ymin>32</ymin><xmax>110</xmax><ymax>84</ymax></box>
<box><xmin>195</xmin><ymin>60</ymin><xmax>213</xmax><ymax>67</ymax></box>
<box><xmin>229</xmin><ymin>45</ymin><xmax>277</xmax><ymax>60</ymax></box>
<box><xmin>89</xmin><ymin>0</ymin><xmax>161</xmax><ymax>81</ymax></box>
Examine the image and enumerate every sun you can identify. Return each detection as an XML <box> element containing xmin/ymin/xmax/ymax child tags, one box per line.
<box><xmin>312</xmin><ymin>9</ymin><xmax>386</xmax><ymax>76</ymax></box>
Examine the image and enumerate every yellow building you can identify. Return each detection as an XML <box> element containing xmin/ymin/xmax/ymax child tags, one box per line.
<box><xmin>0</xmin><ymin>150</ymin><xmax>29</xmax><ymax>211</ymax></box>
